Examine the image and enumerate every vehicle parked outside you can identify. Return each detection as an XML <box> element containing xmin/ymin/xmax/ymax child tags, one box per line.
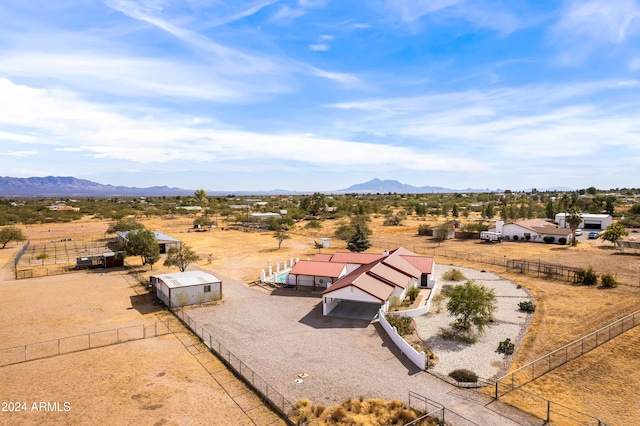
<box><xmin>575</xmin><ymin>229</ymin><xmax>583</xmax><ymax>236</ymax></box>
<box><xmin>588</xmin><ymin>231</ymin><xmax>599</xmax><ymax>239</ymax></box>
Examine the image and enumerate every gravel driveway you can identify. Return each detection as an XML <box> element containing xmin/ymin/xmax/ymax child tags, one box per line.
<box><xmin>185</xmin><ymin>265</ymin><xmax>538</xmax><ymax>425</ymax></box>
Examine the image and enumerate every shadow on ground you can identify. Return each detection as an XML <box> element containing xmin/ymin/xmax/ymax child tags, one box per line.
<box><xmin>129</xmin><ymin>293</ymin><xmax>165</xmax><ymax>315</ymax></box>
<box><xmin>298</xmin><ymin>303</ymin><xmax>371</xmax><ymax>329</ymax></box>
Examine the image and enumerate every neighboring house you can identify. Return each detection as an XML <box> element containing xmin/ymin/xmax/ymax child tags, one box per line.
<box><xmin>494</xmin><ymin>219</ymin><xmax>572</xmax><ymax>244</ymax></box>
<box><xmin>249</xmin><ymin>212</ymin><xmax>281</xmax><ymax>219</ymax></box>
<box><xmin>313</xmin><ymin>247</ymin><xmax>436</xmax><ymax>316</ymax></box>
<box><xmin>117</xmin><ymin>230</ymin><xmax>182</xmax><ymax>254</ymax></box>
<box><xmin>151</xmin><ymin>270</ymin><xmax>222</xmax><ymax>307</ymax></box>
<box><xmin>48</xmin><ymin>202</ymin><xmax>80</xmax><ymax>211</ymax></box>
<box><xmin>554</xmin><ymin>213</ymin><xmax>612</xmax><ymax>230</ymax></box>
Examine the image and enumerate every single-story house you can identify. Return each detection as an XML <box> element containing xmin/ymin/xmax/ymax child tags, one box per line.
<box><xmin>494</xmin><ymin>219</ymin><xmax>573</xmax><ymax>244</ymax></box>
<box><xmin>117</xmin><ymin>230</ymin><xmax>182</xmax><ymax>254</ymax></box>
<box><xmin>75</xmin><ymin>251</ymin><xmax>124</xmax><ymax>269</ymax></box>
<box><xmin>151</xmin><ymin>270</ymin><xmax>222</xmax><ymax>307</ymax></box>
<box><xmin>319</xmin><ymin>247</ymin><xmax>436</xmax><ymax>316</ymax></box>
<box><xmin>554</xmin><ymin>213</ymin><xmax>612</xmax><ymax>230</ymax></box>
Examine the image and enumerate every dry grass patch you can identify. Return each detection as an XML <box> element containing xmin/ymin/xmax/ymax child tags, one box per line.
<box><xmin>292</xmin><ymin>398</ymin><xmax>440</xmax><ymax>426</ymax></box>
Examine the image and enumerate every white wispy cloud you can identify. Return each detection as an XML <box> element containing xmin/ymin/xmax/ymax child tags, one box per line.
<box><xmin>0</xmin><ymin>78</ymin><xmax>474</xmax><ymax>174</ymax></box>
<box><xmin>329</xmin><ymin>80</ymin><xmax>640</xmax><ymax>160</ymax></box>
<box><xmin>551</xmin><ymin>0</ymin><xmax>640</xmax><ymax>63</ymax></box>
<box><xmin>0</xmin><ymin>150</ymin><xmax>40</xmax><ymax>157</ymax></box>
<box><xmin>309</xmin><ymin>43</ymin><xmax>330</xmax><ymax>51</ymax></box>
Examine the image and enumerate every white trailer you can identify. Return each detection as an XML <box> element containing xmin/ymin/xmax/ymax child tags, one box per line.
<box><xmin>480</xmin><ymin>231</ymin><xmax>503</xmax><ymax>242</ymax></box>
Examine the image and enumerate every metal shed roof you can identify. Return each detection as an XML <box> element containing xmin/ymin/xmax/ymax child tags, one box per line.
<box><xmin>153</xmin><ymin>271</ymin><xmax>221</xmax><ymax>289</ymax></box>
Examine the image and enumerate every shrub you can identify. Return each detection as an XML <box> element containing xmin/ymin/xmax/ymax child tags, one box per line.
<box><xmin>498</xmin><ymin>338</ymin><xmax>515</xmax><ymax>355</ymax></box>
<box><xmin>513</xmin><ymin>235</ymin><xmax>519</xmax><ymax>241</ymax></box>
<box><xmin>576</xmin><ymin>267</ymin><xmax>598</xmax><ymax>286</ymax></box>
<box><xmin>417</xmin><ymin>224</ymin><xmax>432</xmax><ymax>235</ymax></box>
<box><xmin>449</xmin><ymin>369</ymin><xmax>478</xmax><ymax>383</ymax></box>
<box><xmin>432</xmin><ymin>293</ymin><xmax>446</xmax><ymax>313</ymax></box>
<box><xmin>304</xmin><ymin>220</ymin><xmax>322</xmax><ymax>229</ymax></box>
<box><xmin>543</xmin><ymin>236</ymin><xmax>555</xmax><ymax>243</ymax></box>
<box><xmin>389</xmin><ymin>296</ymin><xmax>402</xmax><ymax>308</ymax></box>
<box><xmin>440</xmin><ymin>284</ymin><xmax>454</xmax><ymax>296</ymax></box>
<box><xmin>407</xmin><ymin>286</ymin><xmax>421</xmax><ymax>301</ymax></box>
<box><xmin>600</xmin><ymin>273</ymin><xmax>618</xmax><ymax>288</ymax></box>
<box><xmin>558</xmin><ymin>237</ymin><xmax>567</xmax><ymax>245</ymax></box>
<box><xmin>442</xmin><ymin>268</ymin><xmax>465</xmax><ymax>281</ymax></box>
<box><xmin>518</xmin><ymin>301</ymin><xmax>536</xmax><ymax>312</ymax></box>
<box><xmin>385</xmin><ymin>314</ymin><xmax>413</xmax><ymax>336</ymax></box>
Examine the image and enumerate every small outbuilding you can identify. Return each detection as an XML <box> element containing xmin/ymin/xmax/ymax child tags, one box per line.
<box><xmin>118</xmin><ymin>230</ymin><xmax>182</xmax><ymax>254</ymax></box>
<box><xmin>554</xmin><ymin>213</ymin><xmax>612</xmax><ymax>230</ymax></box>
<box><xmin>151</xmin><ymin>271</ymin><xmax>222</xmax><ymax>308</ymax></box>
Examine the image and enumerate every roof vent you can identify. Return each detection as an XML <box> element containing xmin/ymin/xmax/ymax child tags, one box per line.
<box><xmin>382</xmin><ymin>250</ymin><xmax>389</xmax><ymax>257</ymax></box>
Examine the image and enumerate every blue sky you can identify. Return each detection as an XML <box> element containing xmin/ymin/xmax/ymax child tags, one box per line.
<box><xmin>1</xmin><ymin>0</ymin><xmax>639</xmax><ymax>192</ymax></box>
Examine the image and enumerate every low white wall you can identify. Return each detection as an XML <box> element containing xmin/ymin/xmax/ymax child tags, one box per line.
<box><xmin>377</xmin><ymin>309</ymin><xmax>425</xmax><ymax>370</ymax></box>
<box><xmin>323</xmin><ymin>297</ymin><xmax>340</xmax><ymax>316</ymax></box>
<box><xmin>390</xmin><ymin>282</ymin><xmax>438</xmax><ymax>318</ymax></box>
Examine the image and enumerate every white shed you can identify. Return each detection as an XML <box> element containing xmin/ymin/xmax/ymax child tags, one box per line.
<box><xmin>151</xmin><ymin>271</ymin><xmax>222</xmax><ymax>307</ymax></box>
<box><xmin>555</xmin><ymin>213</ymin><xmax>612</xmax><ymax>230</ymax></box>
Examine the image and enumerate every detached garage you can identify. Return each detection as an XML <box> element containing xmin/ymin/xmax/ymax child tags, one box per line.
<box><xmin>555</xmin><ymin>213</ymin><xmax>612</xmax><ymax>230</ymax></box>
<box><xmin>151</xmin><ymin>271</ymin><xmax>222</xmax><ymax>308</ymax></box>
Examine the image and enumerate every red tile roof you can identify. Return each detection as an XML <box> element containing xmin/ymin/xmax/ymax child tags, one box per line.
<box><xmin>399</xmin><ymin>255</ymin><xmax>434</xmax><ymax>274</ymax></box>
<box><xmin>289</xmin><ymin>260</ymin><xmax>346</xmax><ymax>278</ymax></box>
<box><xmin>328</xmin><ymin>252</ymin><xmax>384</xmax><ymax>264</ymax></box>
<box><xmin>312</xmin><ymin>254</ymin><xmax>333</xmax><ymax>262</ymax></box>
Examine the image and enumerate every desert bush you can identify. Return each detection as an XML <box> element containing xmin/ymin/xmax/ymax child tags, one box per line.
<box><xmin>600</xmin><ymin>273</ymin><xmax>618</xmax><ymax>288</ymax></box>
<box><xmin>407</xmin><ymin>286</ymin><xmax>421</xmax><ymax>301</ymax></box>
<box><xmin>558</xmin><ymin>237</ymin><xmax>567</xmax><ymax>244</ymax></box>
<box><xmin>175</xmin><ymin>292</ymin><xmax>190</xmax><ymax>307</ymax></box>
<box><xmin>449</xmin><ymin>369</ymin><xmax>478</xmax><ymax>383</ymax></box>
<box><xmin>518</xmin><ymin>300</ymin><xmax>536</xmax><ymax>312</ymax></box>
<box><xmin>576</xmin><ymin>267</ymin><xmax>598</xmax><ymax>286</ymax></box>
<box><xmin>417</xmin><ymin>224</ymin><xmax>432</xmax><ymax>235</ymax></box>
<box><xmin>389</xmin><ymin>296</ymin><xmax>402</xmax><ymax>308</ymax></box>
<box><xmin>512</xmin><ymin>235</ymin><xmax>519</xmax><ymax>241</ymax></box>
<box><xmin>304</xmin><ymin>220</ymin><xmax>322</xmax><ymax>229</ymax></box>
<box><xmin>498</xmin><ymin>338</ymin><xmax>515</xmax><ymax>354</ymax></box>
<box><xmin>432</xmin><ymin>293</ymin><xmax>446</xmax><ymax>313</ymax></box>
<box><xmin>440</xmin><ymin>284</ymin><xmax>454</xmax><ymax>296</ymax></box>
<box><xmin>438</xmin><ymin>327</ymin><xmax>477</xmax><ymax>344</ymax></box>
<box><xmin>543</xmin><ymin>236</ymin><xmax>555</xmax><ymax>243</ymax></box>
<box><xmin>442</xmin><ymin>268</ymin><xmax>465</xmax><ymax>281</ymax></box>
<box><xmin>385</xmin><ymin>314</ymin><xmax>413</xmax><ymax>336</ymax></box>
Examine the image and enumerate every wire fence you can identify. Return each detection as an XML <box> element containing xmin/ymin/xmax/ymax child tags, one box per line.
<box><xmin>405</xmin><ymin>391</ymin><xmax>479</xmax><ymax>426</ymax></box>
<box><xmin>370</xmin><ymin>239</ymin><xmax>640</xmax><ymax>287</ymax></box>
<box><xmin>495</xmin><ymin>309</ymin><xmax>640</xmax><ymax>396</ymax></box>
<box><xmin>0</xmin><ymin>322</ymin><xmax>170</xmax><ymax>367</ymax></box>
<box><xmin>171</xmin><ymin>308</ymin><xmax>318</xmax><ymax>426</ymax></box>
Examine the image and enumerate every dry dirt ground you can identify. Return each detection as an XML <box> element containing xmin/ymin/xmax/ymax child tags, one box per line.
<box><xmin>2</xmin><ymin>214</ymin><xmax>640</xmax><ymax>425</ymax></box>
<box><xmin>0</xmin><ymin>220</ymin><xmax>284</xmax><ymax>426</ymax></box>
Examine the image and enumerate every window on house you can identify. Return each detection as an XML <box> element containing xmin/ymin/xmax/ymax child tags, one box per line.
<box><xmin>204</xmin><ymin>285</ymin><xmax>211</xmax><ymax>293</ymax></box>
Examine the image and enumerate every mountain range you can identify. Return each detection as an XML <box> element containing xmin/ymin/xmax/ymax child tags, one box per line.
<box><xmin>0</xmin><ymin>176</ymin><xmax>566</xmax><ymax>197</ymax></box>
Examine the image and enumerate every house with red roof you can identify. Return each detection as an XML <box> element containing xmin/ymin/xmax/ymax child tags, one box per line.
<box><xmin>282</xmin><ymin>247</ymin><xmax>436</xmax><ymax>317</ymax></box>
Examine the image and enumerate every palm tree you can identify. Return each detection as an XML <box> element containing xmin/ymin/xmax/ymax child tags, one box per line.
<box><xmin>559</xmin><ymin>194</ymin><xmax>570</xmax><ymax>228</ymax></box>
<box><xmin>566</xmin><ymin>207</ymin><xmax>583</xmax><ymax>247</ymax></box>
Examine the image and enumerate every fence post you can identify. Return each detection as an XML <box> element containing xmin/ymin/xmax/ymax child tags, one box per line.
<box><xmin>546</xmin><ymin>400</ymin><xmax>551</xmax><ymax>422</ymax></box>
<box><xmin>495</xmin><ymin>381</ymin><xmax>499</xmax><ymax>399</ymax></box>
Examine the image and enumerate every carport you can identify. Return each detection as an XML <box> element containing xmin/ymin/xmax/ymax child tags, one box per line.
<box><xmin>322</xmin><ymin>299</ymin><xmax>381</xmax><ymax>320</ymax></box>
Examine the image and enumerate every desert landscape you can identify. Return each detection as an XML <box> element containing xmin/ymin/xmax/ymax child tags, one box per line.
<box><xmin>1</xmin><ymin>211</ymin><xmax>639</xmax><ymax>425</ymax></box>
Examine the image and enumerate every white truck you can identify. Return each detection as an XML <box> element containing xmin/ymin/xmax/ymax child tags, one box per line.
<box><xmin>480</xmin><ymin>231</ymin><xmax>503</xmax><ymax>243</ymax></box>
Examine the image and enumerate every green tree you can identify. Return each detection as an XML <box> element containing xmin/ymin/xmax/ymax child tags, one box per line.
<box><xmin>433</xmin><ymin>222</ymin><xmax>453</xmax><ymax>247</ymax></box>
<box><xmin>106</xmin><ymin>218</ymin><xmax>145</xmax><ymax>234</ymax></box>
<box><xmin>484</xmin><ymin>203</ymin><xmax>495</xmax><ymax>219</ymax></box>
<box><xmin>451</xmin><ymin>204</ymin><xmax>459</xmax><ymax>218</ymax></box>
<box><xmin>193</xmin><ymin>189</ymin><xmax>208</xmax><ymax>205</ymax></box>
<box><xmin>545</xmin><ymin>199</ymin><xmax>555</xmax><ymax>220</ymax></box>
<box><xmin>0</xmin><ymin>226</ymin><xmax>26</xmax><ymax>249</ymax></box>
<box><xmin>300</xmin><ymin>192</ymin><xmax>326</xmax><ymax>215</ymax></box>
<box><xmin>123</xmin><ymin>229</ymin><xmax>161</xmax><ymax>269</ymax></box>
<box><xmin>347</xmin><ymin>224</ymin><xmax>371</xmax><ymax>252</ymax></box>
<box><xmin>163</xmin><ymin>244</ymin><xmax>200</xmax><ymax>272</ymax></box>
<box><xmin>446</xmin><ymin>280</ymin><xmax>497</xmax><ymax>335</ymax></box>
<box><xmin>599</xmin><ymin>222</ymin><xmax>628</xmax><ymax>246</ymax></box>
<box><xmin>193</xmin><ymin>216</ymin><xmax>215</xmax><ymax>228</ymax></box>
<box><xmin>566</xmin><ymin>207</ymin><xmax>583</xmax><ymax>247</ymax></box>
<box><xmin>273</xmin><ymin>229</ymin><xmax>290</xmax><ymax>249</ymax></box>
